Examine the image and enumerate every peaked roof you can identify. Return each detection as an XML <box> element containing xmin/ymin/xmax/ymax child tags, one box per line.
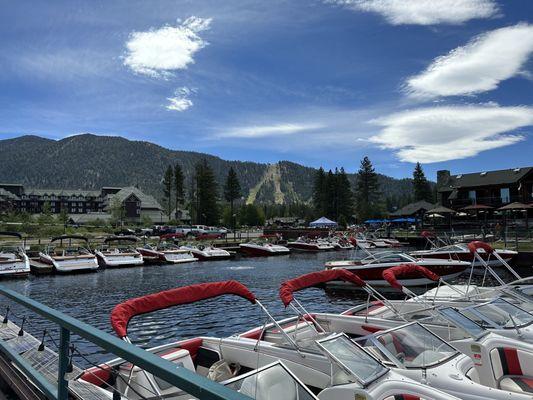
<box><xmin>390</xmin><ymin>200</ymin><xmax>435</xmax><ymax>217</ymax></box>
<box><xmin>438</xmin><ymin>167</ymin><xmax>533</xmax><ymax>192</ymax></box>
<box><xmin>0</xmin><ymin>188</ymin><xmax>19</xmax><ymax>200</ymax></box>
<box><xmin>106</xmin><ymin>186</ymin><xmax>162</xmax><ymax>210</ymax></box>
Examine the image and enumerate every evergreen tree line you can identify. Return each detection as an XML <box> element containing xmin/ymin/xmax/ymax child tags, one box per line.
<box><xmin>312</xmin><ymin>157</ymin><xmax>435</xmax><ymax>223</ymax></box>
<box><xmin>161</xmin><ymin>157</ymin><xmax>436</xmax><ymax>227</ymax></box>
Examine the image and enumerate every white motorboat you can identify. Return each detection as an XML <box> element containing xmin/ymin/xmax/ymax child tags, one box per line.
<box><xmin>0</xmin><ymin>232</ymin><xmax>30</xmax><ymax>278</ymax></box>
<box><xmin>137</xmin><ymin>241</ymin><xmax>197</xmax><ymax>264</ymax></box>
<box><xmin>79</xmin><ymin>281</ymin><xmax>458</xmax><ymax>400</ymax></box>
<box><xmin>180</xmin><ymin>244</ymin><xmax>232</xmax><ymax>261</ymax></box>
<box><xmin>239</xmin><ymin>241</ymin><xmax>290</xmax><ymax>256</ymax></box>
<box><xmin>95</xmin><ymin>236</ymin><xmax>144</xmax><ymax>268</ymax></box>
<box><xmin>325</xmin><ymin>251</ymin><xmax>468</xmax><ymax>288</ymax></box>
<box><xmin>287</xmin><ymin>238</ymin><xmax>334</xmax><ymax>252</ymax></box>
<box><xmin>39</xmin><ymin>235</ymin><xmax>98</xmax><ymax>273</ymax></box>
<box><xmin>411</xmin><ymin>242</ymin><xmax>517</xmax><ymax>266</ymax></box>
<box><xmin>272</xmin><ymin>269</ymin><xmax>533</xmax><ymax>398</ymax></box>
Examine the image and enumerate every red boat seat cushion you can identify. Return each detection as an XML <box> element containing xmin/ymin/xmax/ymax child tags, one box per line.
<box><xmin>383</xmin><ymin>395</ymin><xmax>422</xmax><ymax>400</ymax></box>
<box><xmin>490</xmin><ymin>347</ymin><xmax>533</xmax><ymax>393</ymax></box>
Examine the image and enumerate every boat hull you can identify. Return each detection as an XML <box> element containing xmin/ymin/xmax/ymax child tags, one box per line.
<box><xmin>0</xmin><ymin>257</ymin><xmax>30</xmax><ymax>278</ymax></box>
<box><xmin>239</xmin><ymin>244</ymin><xmax>290</xmax><ymax>257</ymax></box>
<box><xmin>189</xmin><ymin>250</ymin><xmax>232</xmax><ymax>261</ymax></box>
<box><xmin>287</xmin><ymin>243</ymin><xmax>334</xmax><ymax>252</ymax></box>
<box><xmin>95</xmin><ymin>251</ymin><xmax>144</xmax><ymax>268</ymax></box>
<box><xmin>39</xmin><ymin>253</ymin><xmax>99</xmax><ymax>273</ymax></box>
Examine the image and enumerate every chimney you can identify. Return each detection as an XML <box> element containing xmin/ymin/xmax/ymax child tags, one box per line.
<box><xmin>437</xmin><ymin>170</ymin><xmax>450</xmax><ymax>189</ymax></box>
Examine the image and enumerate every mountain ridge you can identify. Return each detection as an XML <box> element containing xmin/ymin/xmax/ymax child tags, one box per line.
<box><xmin>0</xmin><ymin>134</ymin><xmax>418</xmax><ymax>206</ymax></box>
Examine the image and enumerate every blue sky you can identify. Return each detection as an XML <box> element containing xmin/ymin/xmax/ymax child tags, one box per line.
<box><xmin>1</xmin><ymin>0</ymin><xmax>532</xmax><ymax>180</ymax></box>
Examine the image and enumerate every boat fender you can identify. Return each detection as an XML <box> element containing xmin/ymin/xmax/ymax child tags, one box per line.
<box><xmin>207</xmin><ymin>360</ymin><xmax>241</xmax><ymax>382</ymax></box>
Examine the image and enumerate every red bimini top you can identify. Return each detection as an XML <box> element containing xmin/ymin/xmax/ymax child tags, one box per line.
<box><xmin>280</xmin><ymin>269</ymin><xmax>365</xmax><ymax>307</ymax></box>
<box><xmin>110</xmin><ymin>280</ymin><xmax>256</xmax><ymax>338</ymax></box>
<box><xmin>382</xmin><ymin>264</ymin><xmax>440</xmax><ymax>290</ymax></box>
<box><xmin>467</xmin><ymin>241</ymin><xmax>494</xmax><ymax>255</ymax></box>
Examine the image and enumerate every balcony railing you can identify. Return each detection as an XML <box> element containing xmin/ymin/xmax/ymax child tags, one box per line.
<box><xmin>449</xmin><ymin>195</ymin><xmax>528</xmax><ymax>209</ymax></box>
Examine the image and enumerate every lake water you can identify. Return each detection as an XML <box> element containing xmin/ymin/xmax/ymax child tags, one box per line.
<box><xmin>0</xmin><ymin>249</ymin><xmax>525</xmax><ymax>367</ymax></box>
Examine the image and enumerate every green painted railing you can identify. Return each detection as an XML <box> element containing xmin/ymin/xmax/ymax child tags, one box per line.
<box><xmin>0</xmin><ymin>285</ymin><xmax>252</xmax><ymax>400</ymax></box>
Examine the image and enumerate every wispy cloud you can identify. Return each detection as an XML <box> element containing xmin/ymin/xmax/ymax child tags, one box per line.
<box><xmin>217</xmin><ymin>123</ymin><xmax>324</xmax><ymax>138</ymax></box>
<box><xmin>123</xmin><ymin>16</ymin><xmax>211</xmax><ymax>78</ymax></box>
<box><xmin>369</xmin><ymin>105</ymin><xmax>533</xmax><ymax>163</ymax></box>
<box><xmin>327</xmin><ymin>0</ymin><xmax>499</xmax><ymax>25</ymax></box>
<box><xmin>166</xmin><ymin>87</ymin><xmax>194</xmax><ymax>112</ymax></box>
<box><xmin>406</xmin><ymin>24</ymin><xmax>533</xmax><ymax>99</ymax></box>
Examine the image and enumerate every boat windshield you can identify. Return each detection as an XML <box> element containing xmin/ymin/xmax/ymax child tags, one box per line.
<box><xmin>436</xmin><ymin>307</ymin><xmax>487</xmax><ymax>339</ymax></box>
<box><xmin>317</xmin><ymin>333</ymin><xmax>388</xmax><ymax>386</ymax></box>
<box><xmin>224</xmin><ymin>362</ymin><xmax>318</xmax><ymax>400</ymax></box>
<box><xmin>364</xmin><ymin>323</ymin><xmax>458</xmax><ymax>369</ymax></box>
<box><xmin>158</xmin><ymin>242</ymin><xmax>179</xmax><ymax>250</ymax></box>
<box><xmin>366</xmin><ymin>252</ymin><xmax>414</xmax><ymax>264</ymax></box>
<box><xmin>463</xmin><ymin>298</ymin><xmax>533</xmax><ymax>329</ymax></box>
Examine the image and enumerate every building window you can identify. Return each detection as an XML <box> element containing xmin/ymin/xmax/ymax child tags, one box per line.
<box><xmin>468</xmin><ymin>190</ymin><xmax>476</xmax><ymax>203</ymax></box>
<box><xmin>500</xmin><ymin>188</ymin><xmax>510</xmax><ymax>203</ymax></box>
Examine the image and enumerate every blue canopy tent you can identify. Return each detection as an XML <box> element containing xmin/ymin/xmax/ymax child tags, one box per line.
<box><xmin>309</xmin><ymin>217</ymin><xmax>338</xmax><ymax>228</ymax></box>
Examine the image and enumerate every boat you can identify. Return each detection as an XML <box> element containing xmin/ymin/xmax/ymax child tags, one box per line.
<box><xmin>287</xmin><ymin>237</ymin><xmax>334</xmax><ymax>252</ymax></box>
<box><xmin>39</xmin><ymin>235</ymin><xmax>98</xmax><ymax>273</ymax></box>
<box><xmin>137</xmin><ymin>241</ymin><xmax>197</xmax><ymax>264</ymax></box>
<box><xmin>325</xmin><ymin>250</ymin><xmax>469</xmax><ymax>288</ymax></box>
<box><xmin>95</xmin><ymin>236</ymin><xmax>144</xmax><ymax>268</ymax></box>
<box><xmin>0</xmin><ymin>232</ymin><xmax>30</xmax><ymax>278</ymax></box>
<box><xmin>411</xmin><ymin>242</ymin><xmax>517</xmax><ymax>266</ymax></box>
<box><xmin>79</xmin><ymin>280</ymin><xmax>458</xmax><ymax>400</ymax></box>
<box><xmin>271</xmin><ymin>269</ymin><xmax>533</xmax><ymax>398</ymax></box>
<box><xmin>239</xmin><ymin>241</ymin><xmax>290</xmax><ymax>256</ymax></box>
<box><xmin>180</xmin><ymin>244</ymin><xmax>232</xmax><ymax>261</ymax></box>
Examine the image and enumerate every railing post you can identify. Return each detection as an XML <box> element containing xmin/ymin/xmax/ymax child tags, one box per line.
<box><xmin>57</xmin><ymin>327</ymin><xmax>70</xmax><ymax>400</ymax></box>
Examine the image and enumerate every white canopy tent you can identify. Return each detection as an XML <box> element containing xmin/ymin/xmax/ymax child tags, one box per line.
<box><xmin>309</xmin><ymin>217</ymin><xmax>338</xmax><ymax>228</ymax></box>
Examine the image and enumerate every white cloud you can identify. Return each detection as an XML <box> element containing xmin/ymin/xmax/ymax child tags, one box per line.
<box><xmin>124</xmin><ymin>16</ymin><xmax>211</xmax><ymax>78</ymax></box>
<box><xmin>166</xmin><ymin>87</ymin><xmax>194</xmax><ymax>112</ymax></box>
<box><xmin>218</xmin><ymin>123</ymin><xmax>324</xmax><ymax>138</ymax></box>
<box><xmin>328</xmin><ymin>0</ymin><xmax>498</xmax><ymax>25</ymax></box>
<box><xmin>406</xmin><ymin>24</ymin><xmax>533</xmax><ymax>99</ymax></box>
<box><xmin>369</xmin><ymin>105</ymin><xmax>533</xmax><ymax>163</ymax></box>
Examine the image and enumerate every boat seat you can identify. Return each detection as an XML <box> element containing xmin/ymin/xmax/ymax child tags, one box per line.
<box><xmin>239</xmin><ymin>365</ymin><xmax>297</xmax><ymax>400</ymax></box>
<box><xmin>383</xmin><ymin>395</ymin><xmax>422</xmax><ymax>400</ymax></box>
<box><xmin>490</xmin><ymin>347</ymin><xmax>533</xmax><ymax>394</ymax></box>
<box><xmin>195</xmin><ymin>347</ymin><xmax>221</xmax><ymax>376</ymax></box>
<box><xmin>500</xmin><ymin>376</ymin><xmax>533</xmax><ymax>393</ymax></box>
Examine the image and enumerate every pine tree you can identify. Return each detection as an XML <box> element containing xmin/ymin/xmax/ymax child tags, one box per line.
<box><xmin>162</xmin><ymin>165</ymin><xmax>173</xmax><ymax>218</ymax></box>
<box><xmin>223</xmin><ymin>167</ymin><xmax>241</xmax><ymax>230</ymax></box>
<box><xmin>412</xmin><ymin>162</ymin><xmax>433</xmax><ymax>203</ymax></box>
<box><xmin>325</xmin><ymin>169</ymin><xmax>337</xmax><ymax>219</ymax></box>
<box><xmin>354</xmin><ymin>156</ymin><xmax>381</xmax><ymax>222</ymax></box>
<box><xmin>195</xmin><ymin>159</ymin><xmax>220</xmax><ymax>225</ymax></box>
<box><xmin>336</xmin><ymin>167</ymin><xmax>353</xmax><ymax>222</ymax></box>
<box><xmin>312</xmin><ymin>167</ymin><xmax>327</xmax><ymax>216</ymax></box>
<box><xmin>174</xmin><ymin>163</ymin><xmax>184</xmax><ymax>220</ymax></box>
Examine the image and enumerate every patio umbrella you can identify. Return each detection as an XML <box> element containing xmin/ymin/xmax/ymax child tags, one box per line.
<box><xmin>498</xmin><ymin>202</ymin><xmax>532</xmax><ymax>230</ymax></box>
<box><xmin>426</xmin><ymin>206</ymin><xmax>455</xmax><ymax>214</ymax></box>
<box><xmin>426</xmin><ymin>206</ymin><xmax>455</xmax><ymax>229</ymax></box>
<box><xmin>462</xmin><ymin>204</ymin><xmax>493</xmax><ymax>226</ymax></box>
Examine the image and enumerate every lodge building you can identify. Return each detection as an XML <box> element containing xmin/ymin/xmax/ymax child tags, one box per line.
<box><xmin>0</xmin><ymin>183</ymin><xmax>168</xmax><ymax>222</ymax></box>
<box><xmin>437</xmin><ymin>167</ymin><xmax>533</xmax><ymax>209</ymax></box>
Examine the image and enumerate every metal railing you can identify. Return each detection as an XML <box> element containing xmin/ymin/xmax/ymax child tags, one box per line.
<box><xmin>0</xmin><ymin>285</ymin><xmax>251</xmax><ymax>400</ymax></box>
